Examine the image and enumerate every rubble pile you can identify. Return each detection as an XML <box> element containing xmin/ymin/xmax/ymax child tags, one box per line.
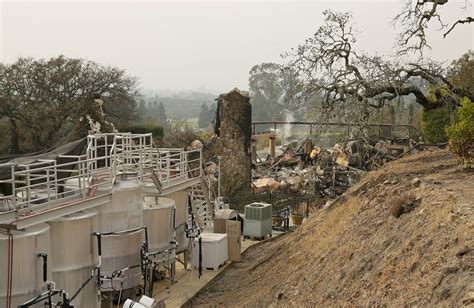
<box><xmin>252</xmin><ymin>137</ymin><xmax>416</xmax><ymax>198</ymax></box>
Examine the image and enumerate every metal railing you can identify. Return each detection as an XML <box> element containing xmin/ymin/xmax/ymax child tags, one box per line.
<box><xmin>156</xmin><ymin>148</ymin><xmax>202</xmax><ymax>188</ymax></box>
<box><xmin>0</xmin><ymin>153</ymin><xmax>112</xmax><ymax>214</ymax></box>
<box><xmin>0</xmin><ymin>133</ymin><xmax>203</xmax><ymax>216</ymax></box>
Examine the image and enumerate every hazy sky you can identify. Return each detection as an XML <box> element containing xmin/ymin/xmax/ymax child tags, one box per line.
<box><xmin>1</xmin><ymin>0</ymin><xmax>472</xmax><ymax>93</ymax></box>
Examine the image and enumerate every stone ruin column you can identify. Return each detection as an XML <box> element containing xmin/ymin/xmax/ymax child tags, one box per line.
<box><xmin>214</xmin><ymin>88</ymin><xmax>252</xmax><ymax>196</ymax></box>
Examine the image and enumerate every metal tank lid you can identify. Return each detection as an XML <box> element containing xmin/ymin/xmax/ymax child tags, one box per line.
<box><xmin>143</xmin><ymin>197</ymin><xmax>175</xmax><ymax>209</ymax></box>
<box><xmin>113</xmin><ymin>178</ymin><xmax>143</xmax><ymax>190</ymax></box>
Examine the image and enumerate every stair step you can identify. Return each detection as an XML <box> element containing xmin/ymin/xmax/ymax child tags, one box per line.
<box><xmin>187</xmin><ymin>169</ymin><xmax>216</xmax><ymax>230</ymax></box>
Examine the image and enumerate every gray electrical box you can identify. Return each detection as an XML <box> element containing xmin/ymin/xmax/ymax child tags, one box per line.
<box><xmin>243</xmin><ymin>202</ymin><xmax>272</xmax><ymax>238</ymax></box>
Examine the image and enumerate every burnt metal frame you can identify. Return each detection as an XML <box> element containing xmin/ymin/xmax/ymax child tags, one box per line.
<box><xmin>251</xmin><ymin>121</ymin><xmax>431</xmax><ymax>143</ymax></box>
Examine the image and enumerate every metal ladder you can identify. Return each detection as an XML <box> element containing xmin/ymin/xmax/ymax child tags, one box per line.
<box><xmin>188</xmin><ymin>181</ymin><xmax>212</xmax><ymax>229</ymax></box>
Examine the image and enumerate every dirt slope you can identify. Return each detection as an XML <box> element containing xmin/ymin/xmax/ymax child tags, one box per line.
<box><xmin>190</xmin><ymin>149</ymin><xmax>474</xmax><ymax>307</ymax></box>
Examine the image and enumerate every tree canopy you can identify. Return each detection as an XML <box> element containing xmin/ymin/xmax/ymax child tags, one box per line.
<box><xmin>198</xmin><ymin>103</ymin><xmax>213</xmax><ymax>128</ymax></box>
<box><xmin>248</xmin><ymin>62</ymin><xmax>300</xmax><ymax>122</ymax></box>
<box><xmin>0</xmin><ymin>55</ymin><xmax>139</xmax><ymax>154</ymax></box>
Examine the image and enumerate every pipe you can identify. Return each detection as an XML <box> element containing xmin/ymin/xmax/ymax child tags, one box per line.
<box><xmin>198</xmin><ymin>234</ymin><xmax>202</xmax><ymax>278</ymax></box>
<box><xmin>37</xmin><ymin>253</ymin><xmax>48</xmax><ymax>282</ymax></box>
<box><xmin>6</xmin><ymin>229</ymin><xmax>11</xmax><ymax>308</ymax></box>
<box><xmin>217</xmin><ymin>156</ymin><xmax>222</xmax><ymax>199</ymax></box>
<box><xmin>69</xmin><ymin>275</ymin><xmax>94</xmax><ymax>303</ymax></box>
<box><xmin>92</xmin><ymin>232</ymin><xmax>102</xmax><ymax>289</ymax></box>
<box><xmin>5</xmin><ymin>220</ymin><xmax>16</xmax><ymax>308</ymax></box>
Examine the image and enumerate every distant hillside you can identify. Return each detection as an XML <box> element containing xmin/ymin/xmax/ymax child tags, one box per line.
<box><xmin>144</xmin><ymin>90</ymin><xmax>217</xmax><ymax>120</ymax></box>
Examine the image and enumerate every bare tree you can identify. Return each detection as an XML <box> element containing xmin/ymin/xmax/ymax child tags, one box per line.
<box><xmin>394</xmin><ymin>0</ymin><xmax>473</xmax><ymax>54</ymax></box>
<box><xmin>285</xmin><ymin>10</ymin><xmax>473</xmax><ymax>124</ymax></box>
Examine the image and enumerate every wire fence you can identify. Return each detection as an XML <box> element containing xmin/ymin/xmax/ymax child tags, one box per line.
<box><xmin>223</xmin><ymin>190</ymin><xmax>318</xmax><ymax>217</ymax></box>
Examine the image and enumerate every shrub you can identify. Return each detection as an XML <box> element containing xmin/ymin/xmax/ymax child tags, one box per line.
<box><xmin>446</xmin><ymin>98</ymin><xmax>474</xmax><ymax>167</ymax></box>
<box><xmin>121</xmin><ymin>124</ymin><xmax>164</xmax><ymax>140</ymax></box>
<box><xmin>388</xmin><ymin>192</ymin><xmax>418</xmax><ymax>218</ymax></box>
<box><xmin>421</xmin><ymin>107</ymin><xmax>451</xmax><ymax>143</ymax></box>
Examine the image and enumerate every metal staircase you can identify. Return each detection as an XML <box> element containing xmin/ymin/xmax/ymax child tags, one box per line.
<box><xmin>188</xmin><ymin>176</ymin><xmax>215</xmax><ymax>230</ymax></box>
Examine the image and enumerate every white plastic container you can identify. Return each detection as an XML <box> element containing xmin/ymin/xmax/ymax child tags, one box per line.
<box><xmin>192</xmin><ymin>233</ymin><xmax>228</xmax><ymax>271</ymax></box>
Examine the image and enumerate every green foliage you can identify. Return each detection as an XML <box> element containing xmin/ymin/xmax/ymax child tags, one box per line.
<box><xmin>448</xmin><ymin>50</ymin><xmax>474</xmax><ymax>96</ymax></box>
<box><xmin>159</xmin><ymin>121</ymin><xmax>200</xmax><ymax>148</ymax></box>
<box><xmin>0</xmin><ymin>119</ymin><xmax>10</xmax><ymax>154</ymax></box>
<box><xmin>0</xmin><ymin>55</ymin><xmax>139</xmax><ymax>154</ymax></box>
<box><xmin>139</xmin><ymin>100</ymin><xmax>168</xmax><ymax>126</ymax></box>
<box><xmin>121</xmin><ymin>124</ymin><xmax>164</xmax><ymax>140</ymax></box>
<box><xmin>446</xmin><ymin>98</ymin><xmax>474</xmax><ymax>165</ymax></box>
<box><xmin>421</xmin><ymin>107</ymin><xmax>451</xmax><ymax>143</ymax></box>
<box><xmin>249</xmin><ymin>63</ymin><xmax>300</xmax><ymax>124</ymax></box>
<box><xmin>156</xmin><ymin>102</ymin><xmax>168</xmax><ymax>126</ymax></box>
<box><xmin>198</xmin><ymin>103</ymin><xmax>213</xmax><ymax>128</ymax></box>
<box><xmin>143</xmin><ymin>92</ymin><xmax>216</xmax><ymax>121</ymax></box>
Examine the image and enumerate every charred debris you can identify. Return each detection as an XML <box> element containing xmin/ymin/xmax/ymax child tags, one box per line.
<box><xmin>251</xmin><ymin>133</ymin><xmax>426</xmax><ymax>202</ymax></box>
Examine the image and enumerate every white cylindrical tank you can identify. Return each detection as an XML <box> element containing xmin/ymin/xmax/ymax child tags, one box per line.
<box><xmin>62</xmin><ymin>178</ymin><xmax>82</xmax><ymax>197</ymax></box>
<box><xmin>175</xmin><ymin>225</ymin><xmax>188</xmax><ymax>253</ymax></box>
<box><xmin>166</xmin><ymin>190</ymin><xmax>188</xmax><ymax>227</ymax></box>
<box><xmin>165</xmin><ymin>190</ymin><xmax>189</xmax><ymax>253</ymax></box>
<box><xmin>48</xmin><ymin>211</ymin><xmax>100</xmax><ymax>308</ymax></box>
<box><xmin>143</xmin><ymin>197</ymin><xmax>176</xmax><ymax>253</ymax></box>
<box><xmin>0</xmin><ymin>223</ymin><xmax>51</xmax><ymax>308</ymax></box>
<box><xmin>97</xmin><ymin>179</ymin><xmax>144</xmax><ymax>291</ymax></box>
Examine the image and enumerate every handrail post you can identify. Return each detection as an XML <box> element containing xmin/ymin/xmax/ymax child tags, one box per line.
<box><xmin>78</xmin><ymin>157</ymin><xmax>84</xmax><ymax>199</ymax></box>
<box><xmin>199</xmin><ymin>150</ymin><xmax>203</xmax><ymax>178</ymax></box>
<box><xmin>105</xmin><ymin>135</ymin><xmax>109</xmax><ymax>168</ymax></box>
<box><xmin>26</xmin><ymin>165</ymin><xmax>31</xmax><ymax>206</ymax></box>
<box><xmin>181</xmin><ymin>151</ymin><xmax>185</xmax><ymax>178</ymax></box>
<box><xmin>11</xmin><ymin>164</ymin><xmax>16</xmax><ymax>209</ymax></box>
<box><xmin>184</xmin><ymin>152</ymin><xmax>188</xmax><ymax>179</ymax></box>
<box><xmin>53</xmin><ymin>160</ymin><xmax>58</xmax><ymax>197</ymax></box>
<box><xmin>46</xmin><ymin>167</ymin><xmax>51</xmax><ymax>203</ymax></box>
<box><xmin>166</xmin><ymin>152</ymin><xmax>171</xmax><ymax>187</ymax></box>
<box><xmin>111</xmin><ymin>136</ymin><xmax>117</xmax><ymax>185</ymax></box>
<box><xmin>139</xmin><ymin>135</ymin><xmax>143</xmax><ymax>178</ymax></box>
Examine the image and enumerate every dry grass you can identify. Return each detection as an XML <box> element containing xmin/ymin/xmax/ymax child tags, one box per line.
<box><xmin>191</xmin><ymin>149</ymin><xmax>474</xmax><ymax>307</ymax></box>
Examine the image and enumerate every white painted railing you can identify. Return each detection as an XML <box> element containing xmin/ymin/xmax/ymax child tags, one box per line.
<box><xmin>0</xmin><ymin>133</ymin><xmax>203</xmax><ymax>215</ymax></box>
<box><xmin>0</xmin><ymin>153</ymin><xmax>112</xmax><ymax>213</ymax></box>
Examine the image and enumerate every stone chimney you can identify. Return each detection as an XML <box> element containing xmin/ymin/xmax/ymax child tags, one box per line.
<box><xmin>214</xmin><ymin>88</ymin><xmax>252</xmax><ymax>196</ymax></box>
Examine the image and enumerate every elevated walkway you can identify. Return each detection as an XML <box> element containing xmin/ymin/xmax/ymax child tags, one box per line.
<box><xmin>0</xmin><ymin>133</ymin><xmax>208</xmax><ymax>228</ymax></box>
